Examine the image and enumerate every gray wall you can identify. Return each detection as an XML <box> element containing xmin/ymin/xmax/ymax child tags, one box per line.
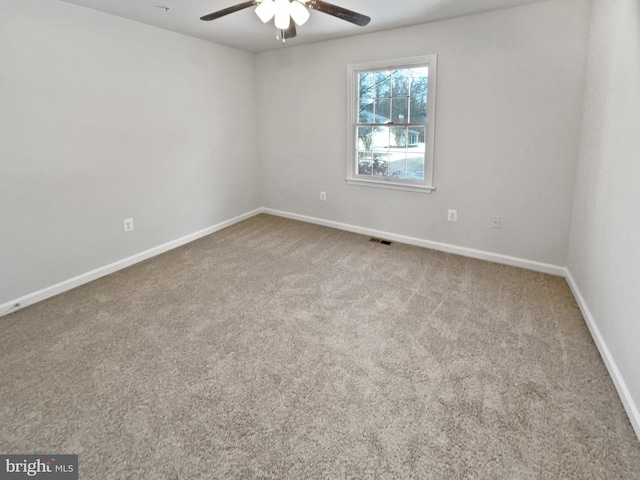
<box><xmin>568</xmin><ymin>0</ymin><xmax>640</xmax><ymax>435</ymax></box>
<box><xmin>0</xmin><ymin>0</ymin><xmax>260</xmax><ymax>304</ymax></box>
<box><xmin>257</xmin><ymin>0</ymin><xmax>590</xmax><ymax>266</ymax></box>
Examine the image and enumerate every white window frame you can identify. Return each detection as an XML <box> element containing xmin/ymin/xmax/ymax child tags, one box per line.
<box><xmin>346</xmin><ymin>54</ymin><xmax>438</xmax><ymax>193</ymax></box>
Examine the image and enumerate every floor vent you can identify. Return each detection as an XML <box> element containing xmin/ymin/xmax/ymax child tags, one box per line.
<box><xmin>370</xmin><ymin>238</ymin><xmax>392</xmax><ymax>246</ymax></box>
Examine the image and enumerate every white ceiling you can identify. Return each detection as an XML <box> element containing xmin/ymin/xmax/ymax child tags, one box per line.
<box><xmin>60</xmin><ymin>0</ymin><xmax>547</xmax><ymax>53</ymax></box>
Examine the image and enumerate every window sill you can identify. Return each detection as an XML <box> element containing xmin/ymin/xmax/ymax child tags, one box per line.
<box><xmin>346</xmin><ymin>178</ymin><xmax>435</xmax><ymax>193</ymax></box>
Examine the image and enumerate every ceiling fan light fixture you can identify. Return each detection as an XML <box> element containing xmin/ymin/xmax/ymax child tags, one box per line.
<box><xmin>201</xmin><ymin>0</ymin><xmax>370</xmax><ymax>42</ymax></box>
<box><xmin>289</xmin><ymin>0</ymin><xmax>310</xmax><ymax>26</ymax></box>
<box><xmin>255</xmin><ymin>0</ymin><xmax>276</xmax><ymax>23</ymax></box>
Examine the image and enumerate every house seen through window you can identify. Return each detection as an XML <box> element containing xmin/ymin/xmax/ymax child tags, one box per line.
<box><xmin>347</xmin><ymin>55</ymin><xmax>437</xmax><ymax>192</ymax></box>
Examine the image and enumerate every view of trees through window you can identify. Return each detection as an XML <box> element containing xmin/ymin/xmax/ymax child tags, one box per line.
<box><xmin>356</xmin><ymin>67</ymin><xmax>428</xmax><ymax>181</ymax></box>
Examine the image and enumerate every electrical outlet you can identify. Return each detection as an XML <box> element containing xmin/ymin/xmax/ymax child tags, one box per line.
<box><xmin>447</xmin><ymin>209</ymin><xmax>457</xmax><ymax>222</ymax></box>
<box><xmin>123</xmin><ymin>218</ymin><xmax>134</xmax><ymax>232</ymax></box>
<box><xmin>320</xmin><ymin>191</ymin><xmax>327</xmax><ymax>201</ymax></box>
<box><xmin>492</xmin><ymin>215</ymin><xmax>501</xmax><ymax>229</ymax></box>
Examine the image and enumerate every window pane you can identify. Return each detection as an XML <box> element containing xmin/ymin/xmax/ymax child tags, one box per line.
<box><xmin>359</xmin><ymin>72</ymin><xmax>375</xmax><ymax>99</ymax></box>
<box><xmin>392</xmin><ymin>69</ymin><xmax>409</xmax><ymax>96</ymax></box>
<box><xmin>389</xmin><ymin>154</ymin><xmax>407</xmax><ymax>179</ymax></box>
<box><xmin>391</xmin><ymin>97</ymin><xmax>409</xmax><ymax>123</ymax></box>
<box><xmin>375</xmin><ymin>71</ymin><xmax>391</xmax><ymax>98</ymax></box>
<box><xmin>358</xmin><ymin>151</ymin><xmax>372</xmax><ymax>175</ymax></box>
<box><xmin>359</xmin><ymin>99</ymin><xmax>374</xmax><ymax>123</ymax></box>
<box><xmin>374</xmin><ymin>98</ymin><xmax>391</xmax><ymax>123</ymax></box>
<box><xmin>410</xmin><ymin>96</ymin><xmax>427</xmax><ymax>123</ymax></box>
<box><xmin>372</xmin><ymin>152</ymin><xmax>389</xmax><ymax>177</ymax></box>
<box><xmin>357</xmin><ymin>126</ymin><xmax>372</xmax><ymax>150</ymax></box>
<box><xmin>410</xmin><ymin>68</ymin><xmax>428</xmax><ymax>96</ymax></box>
<box><xmin>408</xmin><ymin>126</ymin><xmax>426</xmax><ymax>151</ymax></box>
<box><xmin>371</xmin><ymin>126</ymin><xmax>389</xmax><ymax>150</ymax></box>
<box><xmin>407</xmin><ymin>153</ymin><xmax>425</xmax><ymax>181</ymax></box>
<box><xmin>390</xmin><ymin>126</ymin><xmax>407</xmax><ymax>148</ymax></box>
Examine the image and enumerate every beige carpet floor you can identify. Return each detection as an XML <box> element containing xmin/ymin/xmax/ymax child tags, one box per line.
<box><xmin>1</xmin><ymin>214</ymin><xmax>639</xmax><ymax>479</ymax></box>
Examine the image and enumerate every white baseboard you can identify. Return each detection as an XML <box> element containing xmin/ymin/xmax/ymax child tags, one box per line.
<box><xmin>564</xmin><ymin>269</ymin><xmax>640</xmax><ymax>441</ymax></box>
<box><xmin>0</xmin><ymin>208</ymin><xmax>262</xmax><ymax>318</ymax></box>
<box><xmin>261</xmin><ymin>208</ymin><xmax>566</xmax><ymax>276</ymax></box>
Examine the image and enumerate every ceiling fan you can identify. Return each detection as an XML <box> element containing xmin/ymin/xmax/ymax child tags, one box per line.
<box><xmin>200</xmin><ymin>0</ymin><xmax>371</xmax><ymax>43</ymax></box>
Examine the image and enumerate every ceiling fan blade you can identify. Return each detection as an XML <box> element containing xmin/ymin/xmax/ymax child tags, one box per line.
<box><xmin>284</xmin><ymin>22</ymin><xmax>297</xmax><ymax>39</ymax></box>
<box><xmin>307</xmin><ymin>0</ymin><xmax>370</xmax><ymax>27</ymax></box>
<box><xmin>200</xmin><ymin>1</ymin><xmax>257</xmax><ymax>21</ymax></box>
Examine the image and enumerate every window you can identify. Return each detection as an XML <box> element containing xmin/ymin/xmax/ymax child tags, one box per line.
<box><xmin>347</xmin><ymin>55</ymin><xmax>437</xmax><ymax>192</ymax></box>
